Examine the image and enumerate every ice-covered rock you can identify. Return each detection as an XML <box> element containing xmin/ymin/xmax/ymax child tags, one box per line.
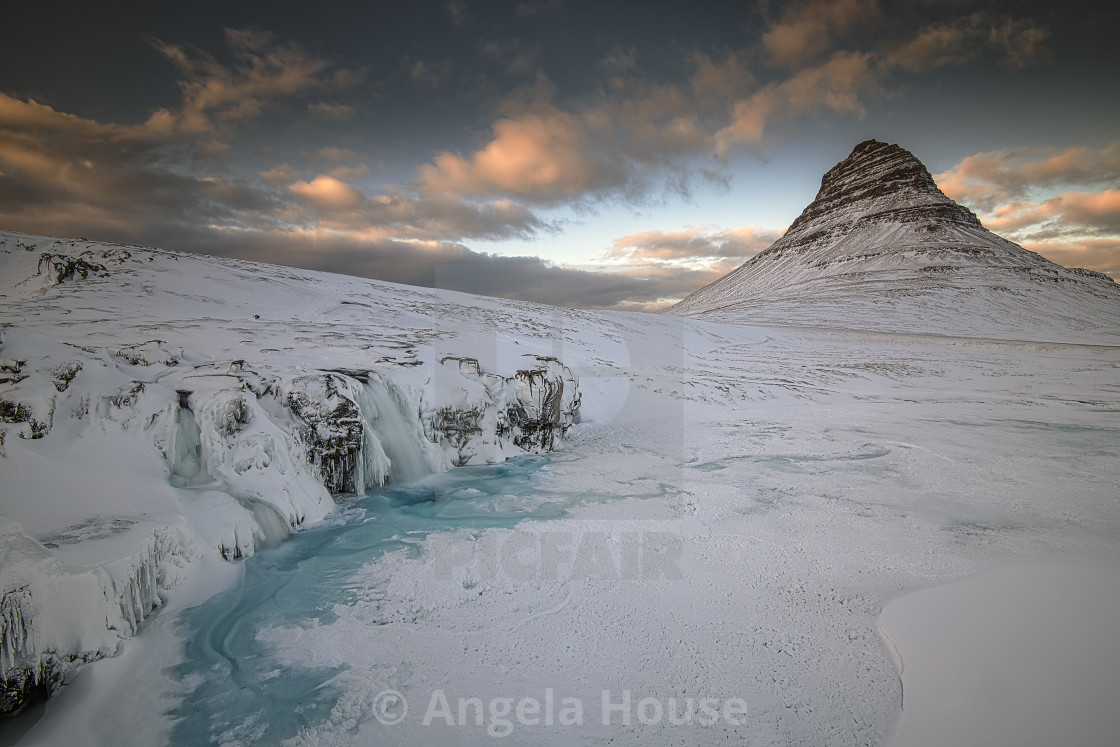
<box><xmin>0</xmin><ymin>519</ymin><xmax>197</xmax><ymax>715</ymax></box>
<box><xmin>423</xmin><ymin>355</ymin><xmax>581</xmax><ymax>465</ymax></box>
<box><xmin>283</xmin><ymin>374</ymin><xmax>367</xmax><ymax>494</ymax></box>
<box><xmin>115</xmin><ymin>341</ymin><xmax>183</xmax><ymax>367</ymax></box>
<box><xmin>507</xmin><ymin>356</ymin><xmax>581</xmax><ymax>452</ymax></box>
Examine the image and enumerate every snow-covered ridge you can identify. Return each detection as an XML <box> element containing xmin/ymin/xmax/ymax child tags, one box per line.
<box><xmin>668</xmin><ymin>140</ymin><xmax>1120</xmax><ymax>342</ymax></box>
<box><xmin>0</xmin><ymin>230</ymin><xmax>582</xmax><ymax>714</ymax></box>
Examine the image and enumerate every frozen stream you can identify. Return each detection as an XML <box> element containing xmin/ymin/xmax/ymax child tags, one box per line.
<box><xmin>168</xmin><ymin>456</ymin><xmax>573</xmax><ymax>746</ymax></box>
<box><xmin>4</xmin><ymin>315</ymin><xmax>1120</xmax><ymax>746</ymax></box>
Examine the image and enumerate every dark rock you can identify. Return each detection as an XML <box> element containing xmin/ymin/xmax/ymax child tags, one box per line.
<box><xmin>48</xmin><ymin>361</ymin><xmax>82</xmax><ymax>392</ymax></box>
<box><xmin>285</xmin><ymin>375</ymin><xmax>365</xmax><ymax>494</ymax></box>
<box><xmin>36</xmin><ymin>254</ymin><xmax>109</xmax><ymax>285</ymax></box>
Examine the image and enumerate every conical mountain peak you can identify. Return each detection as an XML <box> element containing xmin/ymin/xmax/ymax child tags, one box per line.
<box><xmin>786</xmin><ymin>140</ymin><xmax>981</xmax><ymax>236</ymax></box>
<box><xmin>667</xmin><ymin>140</ymin><xmax>1120</xmax><ymax>341</ymax></box>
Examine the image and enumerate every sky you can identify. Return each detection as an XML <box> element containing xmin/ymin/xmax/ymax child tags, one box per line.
<box><xmin>1</xmin><ymin>0</ymin><xmax>1118</xmax><ymax>310</ymax></box>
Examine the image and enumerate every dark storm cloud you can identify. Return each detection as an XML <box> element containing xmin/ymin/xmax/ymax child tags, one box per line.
<box><xmin>154</xmin><ymin>225</ymin><xmax>711</xmax><ymax>310</ymax></box>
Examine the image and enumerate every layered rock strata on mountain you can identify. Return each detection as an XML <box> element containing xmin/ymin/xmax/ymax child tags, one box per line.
<box><xmin>667</xmin><ymin>140</ymin><xmax>1119</xmax><ymax>339</ymax></box>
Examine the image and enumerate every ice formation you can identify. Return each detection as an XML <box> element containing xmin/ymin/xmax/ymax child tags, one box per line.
<box><xmin>0</xmin><ymin>241</ymin><xmax>581</xmax><ymax>713</ymax></box>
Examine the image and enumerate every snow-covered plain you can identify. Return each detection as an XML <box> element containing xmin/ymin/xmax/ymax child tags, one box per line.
<box><xmin>1</xmin><ymin>225</ymin><xmax>1119</xmax><ymax>746</ymax></box>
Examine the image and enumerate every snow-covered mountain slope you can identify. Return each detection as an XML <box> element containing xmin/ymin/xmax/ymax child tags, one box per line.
<box><xmin>667</xmin><ymin>140</ymin><xmax>1120</xmax><ymax>342</ymax></box>
<box><xmin>0</xmin><ymin>230</ymin><xmax>590</xmax><ymax>713</ymax></box>
<box><xmin>2</xmin><ymin>220</ymin><xmax>1120</xmax><ymax>746</ymax></box>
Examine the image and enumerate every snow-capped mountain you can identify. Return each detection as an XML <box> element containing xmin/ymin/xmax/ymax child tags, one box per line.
<box><xmin>668</xmin><ymin>140</ymin><xmax>1120</xmax><ymax>342</ymax></box>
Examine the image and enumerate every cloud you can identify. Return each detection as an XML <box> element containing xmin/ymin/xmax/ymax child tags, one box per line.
<box><xmin>308</xmin><ymin>101</ymin><xmax>356</xmax><ymax>120</ymax></box>
<box><xmin>716</xmin><ymin>51</ymin><xmax>883</xmax><ymax>151</ymax></box>
<box><xmin>935</xmin><ymin>142</ymin><xmax>1120</xmax><ymax>210</ymax></box>
<box><xmin>887</xmin><ymin>13</ymin><xmax>1051</xmax><ymax>72</ymax></box>
<box><xmin>986</xmin><ymin>16</ymin><xmax>1051</xmax><ymax>69</ymax></box>
<box><xmin>280</xmin><ymin>173</ymin><xmax>550</xmax><ymax>241</ymax></box>
<box><xmin>887</xmin><ymin>22</ymin><xmax>978</xmax><ymax>72</ymax></box>
<box><xmin>327</xmin><ymin>164</ymin><xmax>370</xmax><ymax>181</ymax></box>
<box><xmin>478</xmin><ymin>38</ymin><xmax>541</xmax><ymax>77</ymax></box>
<box><xmin>417</xmin><ymin>69</ymin><xmax>725</xmax><ymax>206</ymax></box>
<box><xmin>0</xmin><ymin>89</ymin><xmax>280</xmax><ymax>241</ymax></box>
<box><xmin>445</xmin><ymin>1</ymin><xmax>471</xmax><ymax>27</ymax></box>
<box><xmin>1021</xmin><ymin>238</ymin><xmax>1120</xmax><ymax>276</ymax></box>
<box><xmin>404</xmin><ymin>57</ymin><xmax>455</xmax><ymax>88</ymax></box>
<box><xmin>599</xmin><ymin>47</ymin><xmax>637</xmax><ymax>77</ymax></box>
<box><xmin>936</xmin><ymin>144</ymin><xmax>1120</xmax><ymax>277</ymax></box>
<box><xmin>149</xmin><ymin>27</ymin><xmax>363</xmax><ymax>136</ymax></box>
<box><xmin>289</xmin><ymin>175</ymin><xmax>366</xmax><ymax>210</ymax></box>
<box><xmin>982</xmin><ymin>190</ymin><xmax>1120</xmax><ymax>235</ymax></box>
<box><xmin>689</xmin><ymin>52</ymin><xmax>755</xmax><ymax>102</ymax></box>
<box><xmin>607</xmin><ymin>225</ymin><xmax>782</xmax><ymax>264</ymax></box>
<box><xmin>762</xmin><ymin>0</ymin><xmax>882</xmax><ymax>69</ymax></box>
<box><xmin>317</xmin><ymin>146</ymin><xmax>361</xmax><ymax>163</ymax></box>
<box><xmin>419</xmin><ymin>5</ymin><xmax>1055</xmax><ymax>206</ymax></box>
<box><xmin>417</xmin><ymin>103</ymin><xmax>627</xmax><ymax>203</ymax></box>
<box><xmin>260</xmin><ymin>163</ymin><xmax>301</xmax><ymax>185</ymax></box>
<box><xmin>91</xmin><ymin>222</ymin><xmax>704</xmax><ymax>310</ymax></box>
<box><xmin>0</xmin><ymin>88</ymin><xmax>553</xmax><ymax>251</ymax></box>
<box><xmin>516</xmin><ymin>0</ymin><xmax>563</xmax><ymax>19</ymax></box>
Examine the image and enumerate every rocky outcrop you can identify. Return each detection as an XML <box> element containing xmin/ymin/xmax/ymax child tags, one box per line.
<box><xmin>36</xmin><ymin>253</ymin><xmax>109</xmax><ymax>285</ymax></box>
<box><xmin>115</xmin><ymin>341</ymin><xmax>183</xmax><ymax>367</ymax></box>
<box><xmin>284</xmin><ymin>374</ymin><xmax>366</xmax><ymax>494</ymax></box>
<box><xmin>424</xmin><ymin>355</ymin><xmax>580</xmax><ymax>466</ymax></box>
<box><xmin>506</xmin><ymin>357</ymin><xmax>580</xmax><ymax>452</ymax></box>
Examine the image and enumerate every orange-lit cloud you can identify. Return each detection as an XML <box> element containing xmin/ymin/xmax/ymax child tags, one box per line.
<box><xmin>717</xmin><ymin>51</ymin><xmax>882</xmax><ymax>151</ymax></box>
<box><xmin>937</xmin><ymin>143</ymin><xmax>1120</xmax><ymax>210</ymax></box>
<box><xmin>288</xmin><ymin>175</ymin><xmax>366</xmax><ymax>210</ymax></box>
<box><xmin>417</xmin><ymin>5</ymin><xmax>1056</xmax><ymax>202</ymax></box>
<box><xmin>607</xmin><ymin>225</ymin><xmax>782</xmax><ymax>265</ymax></box>
<box><xmin>1021</xmin><ymin>238</ymin><xmax>1120</xmax><ymax>276</ymax></box>
<box><xmin>689</xmin><ymin>52</ymin><xmax>754</xmax><ymax>102</ymax></box>
<box><xmin>937</xmin><ymin>145</ymin><xmax>1120</xmax><ymax>276</ymax></box>
<box><xmin>983</xmin><ymin>190</ymin><xmax>1120</xmax><ymax>234</ymax></box>
<box><xmin>762</xmin><ymin>0</ymin><xmax>882</xmax><ymax>69</ymax></box>
<box><xmin>260</xmin><ymin>163</ymin><xmax>301</xmax><ymax>185</ymax></box>
<box><xmin>417</xmin><ymin>105</ymin><xmax>625</xmax><ymax>202</ymax></box>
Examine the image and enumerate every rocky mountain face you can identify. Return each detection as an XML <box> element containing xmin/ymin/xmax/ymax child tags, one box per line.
<box><xmin>668</xmin><ymin>140</ymin><xmax>1120</xmax><ymax>342</ymax></box>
